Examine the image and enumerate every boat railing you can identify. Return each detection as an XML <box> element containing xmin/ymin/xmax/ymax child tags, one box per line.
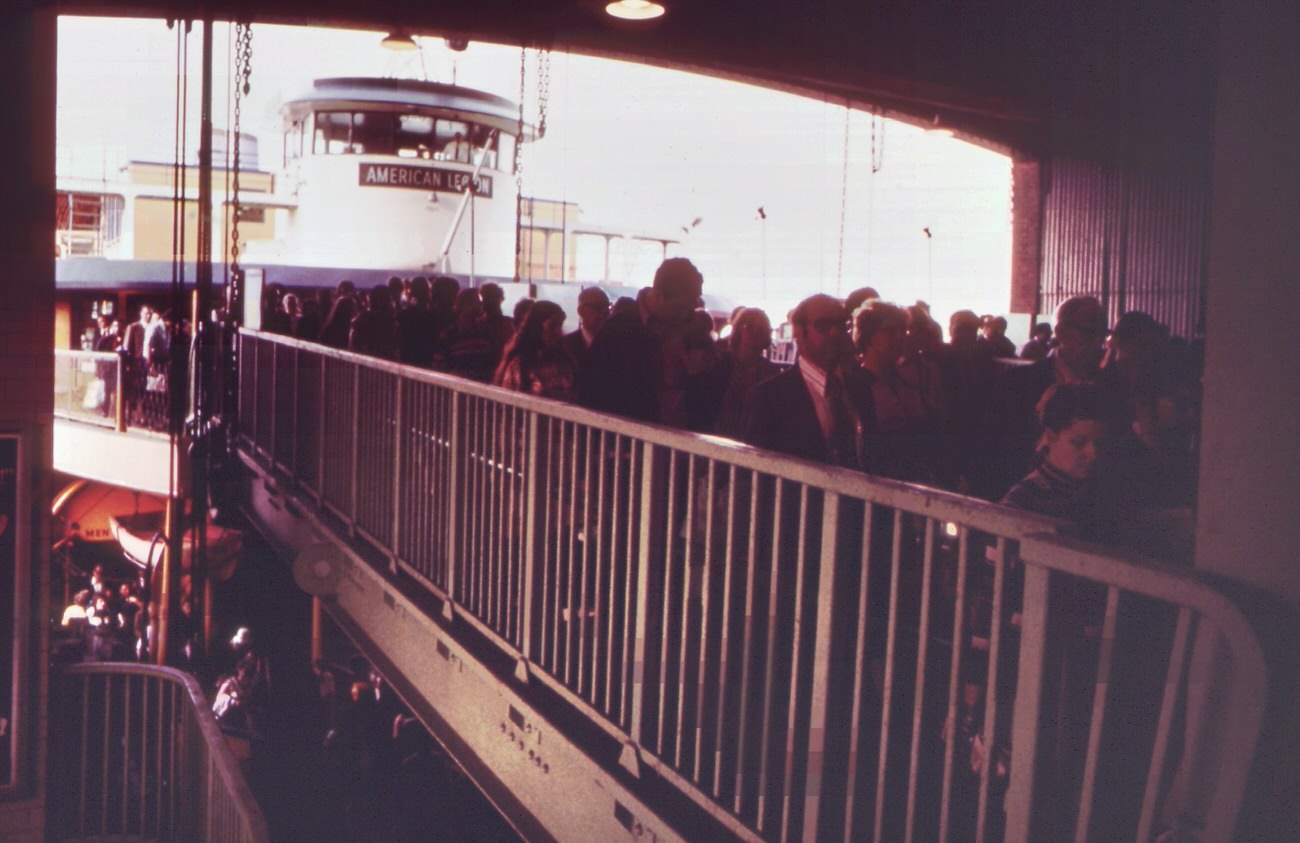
<box><xmin>55</xmin><ymin>348</ymin><xmax>176</xmax><ymax>433</ymax></box>
<box><xmin>54</xmin><ymin>349</ymin><xmax>124</xmax><ymax>430</ymax></box>
<box><xmin>236</xmin><ymin>327</ymin><xmax>1272</xmax><ymax>842</ymax></box>
<box><xmin>46</xmin><ymin>662</ymin><xmax>270</xmax><ymax>843</ymax></box>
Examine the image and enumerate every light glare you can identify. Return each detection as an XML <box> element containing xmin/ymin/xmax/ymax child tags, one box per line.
<box><xmin>606</xmin><ymin>0</ymin><xmax>666</xmax><ymax>21</ymax></box>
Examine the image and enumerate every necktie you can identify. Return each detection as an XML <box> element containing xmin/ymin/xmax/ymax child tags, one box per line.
<box><xmin>825</xmin><ymin>374</ymin><xmax>860</xmax><ymax>469</ymax></box>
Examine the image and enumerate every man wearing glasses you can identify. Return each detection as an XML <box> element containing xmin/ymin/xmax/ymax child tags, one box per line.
<box><xmin>744</xmin><ymin>294</ymin><xmax>873</xmax><ymax>469</ymax></box>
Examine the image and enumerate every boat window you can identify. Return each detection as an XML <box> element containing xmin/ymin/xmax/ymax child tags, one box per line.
<box><xmin>396</xmin><ymin>114</ymin><xmax>435</xmax><ymax>158</ymax></box>
<box><xmin>310</xmin><ymin>110</ymin><xmax>507</xmax><ymax>169</ymax></box>
<box><xmin>315</xmin><ymin>111</ymin><xmax>359</xmax><ymax>154</ymax></box>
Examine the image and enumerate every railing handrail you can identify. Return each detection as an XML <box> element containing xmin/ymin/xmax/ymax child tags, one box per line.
<box><xmin>56</xmin><ymin>661</ymin><xmax>271</xmax><ymax>843</ymax></box>
<box><xmin>54</xmin><ymin>348</ymin><xmax>120</xmax><ymax>362</ymax></box>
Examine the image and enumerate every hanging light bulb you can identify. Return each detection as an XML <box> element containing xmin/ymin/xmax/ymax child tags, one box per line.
<box><xmin>605</xmin><ymin>0</ymin><xmax>667</xmax><ymax>20</ymax></box>
<box><xmin>380</xmin><ymin>29</ymin><xmax>419</xmax><ymax>51</ymax></box>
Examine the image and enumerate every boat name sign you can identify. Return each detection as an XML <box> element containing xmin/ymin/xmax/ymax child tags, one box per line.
<box><xmin>359</xmin><ymin>163</ymin><xmax>494</xmax><ymax>198</ymax></box>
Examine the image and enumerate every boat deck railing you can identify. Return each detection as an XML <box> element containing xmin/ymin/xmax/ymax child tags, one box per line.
<box><xmin>46</xmin><ymin>662</ymin><xmax>270</xmax><ymax>843</ymax></box>
<box><xmin>55</xmin><ymin>348</ymin><xmax>172</xmax><ymax>434</ymax></box>
<box><xmin>237</xmin><ymin>327</ymin><xmax>1271</xmax><ymax>842</ymax></box>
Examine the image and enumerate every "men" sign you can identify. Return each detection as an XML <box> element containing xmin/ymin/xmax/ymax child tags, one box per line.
<box><xmin>358</xmin><ymin>163</ymin><xmax>494</xmax><ymax>198</ymax></box>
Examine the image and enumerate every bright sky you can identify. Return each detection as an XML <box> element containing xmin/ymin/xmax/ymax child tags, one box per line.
<box><xmin>57</xmin><ymin>16</ymin><xmax>1014</xmax><ymax>336</ymax></box>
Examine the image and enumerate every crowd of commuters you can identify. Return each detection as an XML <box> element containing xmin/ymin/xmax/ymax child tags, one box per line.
<box><xmin>260</xmin><ymin>261</ymin><xmax>1200</xmax><ymax>559</ymax></box>
<box><xmin>57</xmin><ymin>563</ymin><xmax>153</xmax><ymax>662</ymax></box>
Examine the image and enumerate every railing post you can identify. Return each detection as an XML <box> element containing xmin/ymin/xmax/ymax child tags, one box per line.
<box><xmin>269</xmin><ymin>342</ymin><xmax>279</xmax><ymax>468</ymax></box>
<box><xmin>621</xmin><ymin>441</ymin><xmax>661</xmax><ymax>777</ymax></box>
<box><xmin>519</xmin><ymin>412</ymin><xmax>541</xmax><ymax>665</ymax></box>
<box><xmin>1004</xmin><ymin>562</ymin><xmax>1051</xmax><ymax>842</ymax></box>
<box><xmin>390</xmin><ymin>374</ymin><xmax>403</xmax><ymax>572</ymax></box>
<box><xmin>444</xmin><ymin>390</ymin><xmax>461</xmax><ymax>616</ymax></box>
<box><xmin>115</xmin><ymin>349</ymin><xmax>127</xmax><ymax>432</ymax></box>
<box><xmin>348</xmin><ymin>360</ymin><xmax>359</xmax><ymax>538</ymax></box>
<box><xmin>800</xmin><ymin>492</ymin><xmax>842</xmax><ymax>841</ymax></box>
<box><xmin>317</xmin><ymin>349</ymin><xmax>327</xmax><ymax>506</ymax></box>
<box><xmin>290</xmin><ymin>346</ymin><xmax>300</xmax><ymax>478</ymax></box>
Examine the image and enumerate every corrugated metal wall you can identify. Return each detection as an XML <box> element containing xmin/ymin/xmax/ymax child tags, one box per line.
<box><xmin>1038</xmin><ymin>157</ymin><xmax>1209</xmax><ymax>339</ymax></box>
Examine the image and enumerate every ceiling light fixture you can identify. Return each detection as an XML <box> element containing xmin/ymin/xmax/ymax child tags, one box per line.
<box><xmin>605</xmin><ymin>0</ymin><xmax>666</xmax><ymax>21</ymax></box>
<box><xmin>380</xmin><ymin>29</ymin><xmax>419</xmax><ymax>51</ymax></box>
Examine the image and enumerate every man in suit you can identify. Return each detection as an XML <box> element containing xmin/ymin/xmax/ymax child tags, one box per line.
<box><xmin>744</xmin><ymin>294</ymin><xmax>873</xmax><ymax>469</ymax></box>
<box><xmin>562</xmin><ymin>286</ymin><xmax>610</xmax><ymax>371</ymax></box>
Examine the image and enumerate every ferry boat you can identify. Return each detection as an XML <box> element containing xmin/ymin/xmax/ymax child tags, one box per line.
<box><xmin>54</xmin><ymin>74</ymin><xmax>682</xmax><ymax>347</ymax></box>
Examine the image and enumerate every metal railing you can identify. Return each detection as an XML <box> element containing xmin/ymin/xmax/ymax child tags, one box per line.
<box><xmin>47</xmin><ymin>663</ymin><xmax>270</xmax><ymax>843</ymax></box>
<box><xmin>55</xmin><ymin>348</ymin><xmax>181</xmax><ymax>433</ymax></box>
<box><xmin>238</xmin><ymin>328</ymin><xmax>1269</xmax><ymax>843</ymax></box>
<box><xmin>54</xmin><ymin>349</ymin><xmax>123</xmax><ymax>430</ymax></box>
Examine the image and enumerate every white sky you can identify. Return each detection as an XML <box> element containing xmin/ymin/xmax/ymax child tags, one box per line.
<box><xmin>57</xmin><ymin>16</ymin><xmax>1014</xmax><ymax>335</ymax></box>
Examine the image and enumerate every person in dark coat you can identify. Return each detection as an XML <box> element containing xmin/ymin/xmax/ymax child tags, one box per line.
<box><xmin>745</xmin><ymin>294</ymin><xmax>873</xmax><ymax>469</ymax></box>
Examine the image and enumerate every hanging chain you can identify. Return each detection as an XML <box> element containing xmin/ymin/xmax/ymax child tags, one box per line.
<box><xmin>514</xmin><ymin>47</ymin><xmax>527</xmax><ymax>284</ymax></box>
<box><xmin>537</xmin><ymin>49</ymin><xmax>550</xmax><ymax>139</ymax></box>
<box><xmin>870</xmin><ymin>106</ymin><xmax>885</xmax><ymax>174</ymax></box>
<box><xmin>836</xmin><ymin>103</ymin><xmax>850</xmax><ymax>293</ymax></box>
<box><xmin>230</xmin><ymin>23</ymin><xmax>252</xmax><ymax>275</ymax></box>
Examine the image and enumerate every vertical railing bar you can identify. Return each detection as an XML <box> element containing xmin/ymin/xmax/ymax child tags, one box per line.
<box><xmin>291</xmin><ymin>347</ymin><xmax>300</xmax><ymax>478</ymax></box>
<box><xmin>656</xmin><ymin>448</ymin><xmax>681</xmax><ymax>755</ymax></box>
<box><xmin>593</xmin><ymin>429</ymin><xmax>611</xmax><ymax>711</ymax></box>
<box><xmin>711</xmin><ymin>462</ymin><xmax>739</xmax><ymax>797</ymax></box>
<box><xmin>155</xmin><ymin>674</ymin><xmax>164</xmax><ymax>836</ymax></box>
<box><xmin>840</xmin><ymin>501</ymin><xmax>874</xmax><ymax>843</ymax></box>
<box><xmin>1073</xmin><ymin>585</ymin><xmax>1122</xmax><ymax>843</ymax></box>
<box><xmin>101</xmin><ymin>674</ymin><xmax>112</xmax><ymax>833</ymax></box>
<box><xmin>755</xmin><ymin>477</ymin><xmax>786</xmax><ymax>833</ymax></box>
<box><xmin>493</xmin><ymin>404</ymin><xmax>506</xmax><ymax>629</ymax></box>
<box><xmin>121</xmin><ymin>674</ymin><xmax>132</xmax><ymax>832</ymax></box>
<box><xmin>79</xmin><ymin>674</ymin><xmax>89</xmax><ymax>836</ymax></box>
<box><xmin>504</xmin><ymin>406</ymin><xmax>518</xmax><ymax>643</ymax></box>
<box><xmin>904</xmin><ymin>518</ymin><xmax>938</xmax><ymax>843</ymax></box>
<box><xmin>627</xmin><ymin>440</ymin><xmax>656</xmax><ymax>750</ymax></box>
<box><xmin>348</xmin><ymin>361</ymin><xmax>360</xmax><ymax>536</ymax></box>
<box><xmin>872</xmin><ymin>509</ymin><xmax>906</xmax><ymax>843</ymax></box>
<box><xmin>623</xmin><ymin>437</ymin><xmax>641</xmax><ymax>730</ymax></box>
<box><xmin>780</xmin><ymin>485</ymin><xmax>814</xmax><ymax>842</ymax></box>
<box><xmin>317</xmin><ymin>353</ymin><xmax>327</xmax><ymax>507</ymax></box>
<box><xmin>609</xmin><ymin>434</ymin><xmax>627</xmax><ymax>724</ymax></box>
<box><xmin>139</xmin><ymin>675</ymin><xmax>149</xmax><ymax>834</ymax></box>
<box><xmin>975</xmin><ymin>536</ymin><xmax>1009</xmax><ymax>843</ymax></box>
<box><xmin>674</xmin><ymin>454</ymin><xmax>699</xmax><ymax>770</ymax></box>
<box><xmin>446</xmin><ymin>391</ymin><xmax>461</xmax><ymax>605</ymax></box>
<box><xmin>564</xmin><ymin>421</ymin><xmax>580</xmax><ymax>685</ymax></box>
<box><xmin>269</xmin><ymin>343</ymin><xmax>279</xmax><ymax>468</ymax></box>
<box><xmin>938</xmin><ymin>526</ymin><xmax>971</xmax><ymax>843</ymax></box>
<box><xmin>691</xmin><ymin>459</ymin><xmax>718</xmax><ymax>783</ymax></box>
<box><xmin>1135</xmin><ymin>607</ymin><xmax>1196</xmax><ymax>843</ymax></box>
<box><xmin>520</xmin><ymin>412</ymin><xmax>541</xmax><ymax>661</ymax></box>
<box><xmin>577</xmin><ymin>425</ymin><xmax>594</xmax><ymax>694</ymax></box>
<box><xmin>475</xmin><ymin>399</ymin><xmax>488</xmax><ymax>618</ymax></box>
<box><xmin>391</xmin><ymin>375</ymin><xmax>404</xmax><ymax>566</ymax></box>
<box><xmin>732</xmin><ymin>470</ymin><xmax>765</xmax><ymax>816</ymax></box>
<box><xmin>1004</xmin><ymin>559</ymin><xmax>1052</xmax><ymax>842</ymax></box>
<box><xmin>589</xmin><ymin>429</ymin><xmax>607</xmax><ymax>708</ymax></box>
<box><xmin>549</xmin><ymin>420</ymin><xmax>564</xmax><ymax>670</ymax></box>
<box><xmin>799</xmin><ymin>490</ymin><xmax>844</xmax><ymax>843</ymax></box>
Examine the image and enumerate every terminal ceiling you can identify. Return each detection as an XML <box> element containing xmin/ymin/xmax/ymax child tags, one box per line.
<box><xmin>57</xmin><ymin>0</ymin><xmax>1219</xmax><ymax>161</ymax></box>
